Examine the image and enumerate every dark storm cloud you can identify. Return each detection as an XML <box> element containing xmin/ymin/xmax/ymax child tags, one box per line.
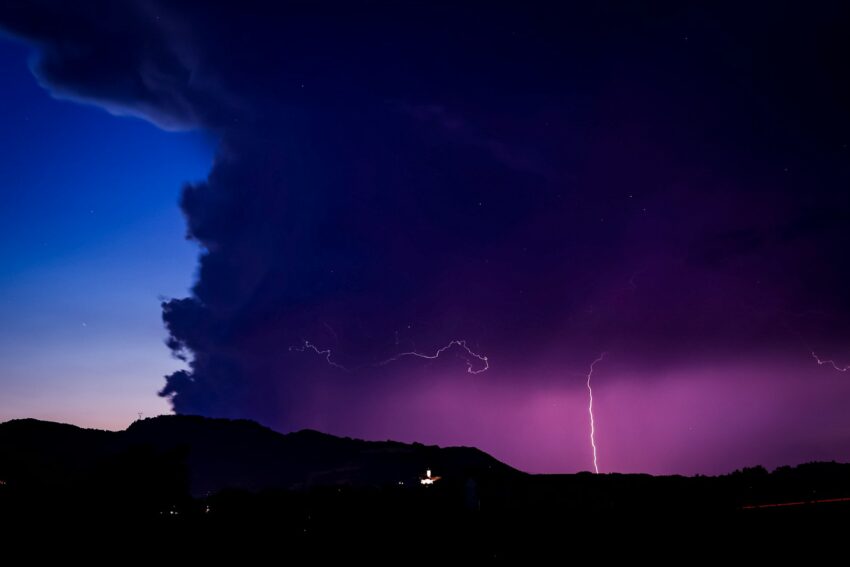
<box><xmin>0</xmin><ymin>1</ymin><xmax>219</xmax><ymax>129</ymax></box>
<box><xmin>4</xmin><ymin>0</ymin><xmax>850</xmax><ymax>457</ymax></box>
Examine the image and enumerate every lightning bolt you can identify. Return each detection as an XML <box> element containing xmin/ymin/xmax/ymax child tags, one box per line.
<box><xmin>290</xmin><ymin>337</ymin><xmax>489</xmax><ymax>374</ymax></box>
<box><xmin>288</xmin><ymin>340</ymin><xmax>349</xmax><ymax>371</ymax></box>
<box><xmin>376</xmin><ymin>339</ymin><xmax>489</xmax><ymax>374</ymax></box>
<box><xmin>585</xmin><ymin>352</ymin><xmax>606</xmax><ymax>474</ymax></box>
<box><xmin>776</xmin><ymin>311</ymin><xmax>850</xmax><ymax>374</ymax></box>
<box><xmin>812</xmin><ymin>351</ymin><xmax>850</xmax><ymax>372</ymax></box>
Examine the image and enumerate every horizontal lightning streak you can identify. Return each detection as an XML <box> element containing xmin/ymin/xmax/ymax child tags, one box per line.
<box><xmin>376</xmin><ymin>339</ymin><xmax>489</xmax><ymax>374</ymax></box>
<box><xmin>290</xmin><ymin>338</ymin><xmax>489</xmax><ymax>374</ymax></box>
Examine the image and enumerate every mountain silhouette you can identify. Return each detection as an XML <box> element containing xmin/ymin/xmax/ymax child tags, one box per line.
<box><xmin>0</xmin><ymin>415</ymin><xmax>518</xmax><ymax>495</ymax></box>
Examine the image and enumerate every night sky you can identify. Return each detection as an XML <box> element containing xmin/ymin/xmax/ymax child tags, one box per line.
<box><xmin>2</xmin><ymin>2</ymin><xmax>850</xmax><ymax>475</ymax></box>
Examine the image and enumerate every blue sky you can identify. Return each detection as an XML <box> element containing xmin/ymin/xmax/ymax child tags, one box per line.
<box><xmin>0</xmin><ymin>39</ymin><xmax>213</xmax><ymax>428</ymax></box>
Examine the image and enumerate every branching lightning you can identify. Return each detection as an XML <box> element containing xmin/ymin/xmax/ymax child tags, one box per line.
<box><xmin>289</xmin><ymin>340</ymin><xmax>349</xmax><ymax>371</ymax></box>
<box><xmin>812</xmin><ymin>351</ymin><xmax>850</xmax><ymax>372</ymax></box>
<box><xmin>289</xmin><ymin>337</ymin><xmax>489</xmax><ymax>374</ymax></box>
<box><xmin>376</xmin><ymin>339</ymin><xmax>490</xmax><ymax>374</ymax></box>
<box><xmin>585</xmin><ymin>352</ymin><xmax>607</xmax><ymax>474</ymax></box>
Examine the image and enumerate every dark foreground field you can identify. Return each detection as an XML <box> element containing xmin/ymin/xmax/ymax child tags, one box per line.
<box><xmin>1</xmin><ymin>416</ymin><xmax>847</xmax><ymax>558</ymax></box>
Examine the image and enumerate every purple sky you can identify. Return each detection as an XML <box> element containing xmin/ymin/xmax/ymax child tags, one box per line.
<box><xmin>1</xmin><ymin>2</ymin><xmax>850</xmax><ymax>474</ymax></box>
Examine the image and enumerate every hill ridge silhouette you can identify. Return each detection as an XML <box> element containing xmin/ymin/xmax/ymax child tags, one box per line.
<box><xmin>0</xmin><ymin>414</ymin><xmax>518</xmax><ymax>495</ymax></box>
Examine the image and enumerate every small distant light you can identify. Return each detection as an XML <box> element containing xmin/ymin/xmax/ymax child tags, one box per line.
<box><xmin>420</xmin><ymin>469</ymin><xmax>440</xmax><ymax>485</ymax></box>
